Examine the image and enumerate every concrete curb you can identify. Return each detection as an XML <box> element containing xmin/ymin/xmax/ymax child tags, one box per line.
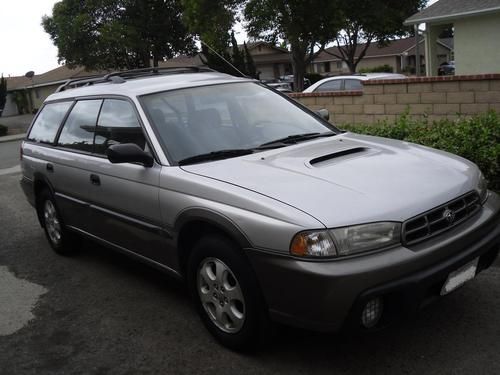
<box><xmin>0</xmin><ymin>134</ymin><xmax>26</xmax><ymax>143</ymax></box>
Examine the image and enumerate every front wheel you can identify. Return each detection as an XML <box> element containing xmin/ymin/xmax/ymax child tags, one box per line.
<box><xmin>188</xmin><ymin>235</ymin><xmax>268</xmax><ymax>351</ymax></box>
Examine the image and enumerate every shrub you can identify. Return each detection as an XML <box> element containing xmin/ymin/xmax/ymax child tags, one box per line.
<box><xmin>342</xmin><ymin>111</ymin><xmax>500</xmax><ymax>191</ymax></box>
<box><xmin>304</xmin><ymin>73</ymin><xmax>324</xmax><ymax>84</ymax></box>
<box><xmin>0</xmin><ymin>124</ymin><xmax>7</xmax><ymax>136</ymax></box>
<box><xmin>359</xmin><ymin>64</ymin><xmax>394</xmax><ymax>73</ymax></box>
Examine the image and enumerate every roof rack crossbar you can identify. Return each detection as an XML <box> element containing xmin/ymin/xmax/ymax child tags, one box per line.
<box><xmin>56</xmin><ymin>65</ymin><xmax>213</xmax><ymax>92</ymax></box>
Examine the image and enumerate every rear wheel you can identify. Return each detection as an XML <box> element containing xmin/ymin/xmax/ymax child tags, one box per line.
<box><xmin>188</xmin><ymin>235</ymin><xmax>268</xmax><ymax>351</ymax></box>
<box><xmin>38</xmin><ymin>189</ymin><xmax>80</xmax><ymax>255</ymax></box>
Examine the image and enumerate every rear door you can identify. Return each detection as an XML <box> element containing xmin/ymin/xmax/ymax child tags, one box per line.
<box><xmin>86</xmin><ymin>99</ymin><xmax>169</xmax><ymax>265</ymax></box>
<box><xmin>36</xmin><ymin>99</ymin><xmax>102</xmax><ymax>233</ymax></box>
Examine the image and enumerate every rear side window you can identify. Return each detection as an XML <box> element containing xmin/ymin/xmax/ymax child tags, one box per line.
<box><xmin>315</xmin><ymin>80</ymin><xmax>342</xmax><ymax>92</ymax></box>
<box><xmin>94</xmin><ymin>99</ymin><xmax>146</xmax><ymax>154</ymax></box>
<box><xmin>344</xmin><ymin>79</ymin><xmax>363</xmax><ymax>90</ymax></box>
<box><xmin>28</xmin><ymin>102</ymin><xmax>73</xmax><ymax>143</ymax></box>
<box><xmin>57</xmin><ymin>100</ymin><xmax>102</xmax><ymax>152</ymax></box>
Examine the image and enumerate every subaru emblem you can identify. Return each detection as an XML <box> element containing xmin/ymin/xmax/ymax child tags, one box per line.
<box><xmin>443</xmin><ymin>209</ymin><xmax>455</xmax><ymax>223</ymax></box>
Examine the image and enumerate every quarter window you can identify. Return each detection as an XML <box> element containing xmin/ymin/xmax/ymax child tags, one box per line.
<box><xmin>94</xmin><ymin>99</ymin><xmax>146</xmax><ymax>154</ymax></box>
<box><xmin>57</xmin><ymin>100</ymin><xmax>102</xmax><ymax>152</ymax></box>
<box><xmin>28</xmin><ymin>101</ymin><xmax>73</xmax><ymax>144</ymax></box>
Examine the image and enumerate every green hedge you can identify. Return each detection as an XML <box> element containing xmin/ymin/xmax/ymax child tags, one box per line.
<box><xmin>342</xmin><ymin>111</ymin><xmax>500</xmax><ymax>191</ymax></box>
<box><xmin>0</xmin><ymin>124</ymin><xmax>7</xmax><ymax>136</ymax></box>
<box><xmin>358</xmin><ymin>64</ymin><xmax>394</xmax><ymax>73</ymax></box>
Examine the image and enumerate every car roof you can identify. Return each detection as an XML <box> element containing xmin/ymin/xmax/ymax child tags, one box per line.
<box><xmin>303</xmin><ymin>73</ymin><xmax>407</xmax><ymax>93</ymax></box>
<box><xmin>46</xmin><ymin>71</ymin><xmax>252</xmax><ymax>102</ymax></box>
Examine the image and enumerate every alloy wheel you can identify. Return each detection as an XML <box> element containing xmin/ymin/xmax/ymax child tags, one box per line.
<box><xmin>197</xmin><ymin>257</ymin><xmax>246</xmax><ymax>334</ymax></box>
<box><xmin>44</xmin><ymin>200</ymin><xmax>62</xmax><ymax>245</ymax></box>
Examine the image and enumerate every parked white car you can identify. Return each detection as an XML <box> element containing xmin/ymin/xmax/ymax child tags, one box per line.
<box><xmin>303</xmin><ymin>73</ymin><xmax>407</xmax><ymax>93</ymax></box>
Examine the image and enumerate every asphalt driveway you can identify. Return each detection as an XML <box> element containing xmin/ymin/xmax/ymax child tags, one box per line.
<box><xmin>0</xmin><ymin>114</ymin><xmax>34</xmax><ymax>135</ymax></box>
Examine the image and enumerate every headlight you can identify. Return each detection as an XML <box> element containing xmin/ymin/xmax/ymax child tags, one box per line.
<box><xmin>329</xmin><ymin>222</ymin><xmax>401</xmax><ymax>256</ymax></box>
<box><xmin>290</xmin><ymin>222</ymin><xmax>401</xmax><ymax>258</ymax></box>
<box><xmin>477</xmin><ymin>171</ymin><xmax>488</xmax><ymax>203</ymax></box>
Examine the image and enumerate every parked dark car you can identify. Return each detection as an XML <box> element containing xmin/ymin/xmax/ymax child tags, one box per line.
<box><xmin>438</xmin><ymin>61</ymin><xmax>455</xmax><ymax>76</ymax></box>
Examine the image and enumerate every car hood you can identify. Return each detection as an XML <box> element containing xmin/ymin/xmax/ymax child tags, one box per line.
<box><xmin>181</xmin><ymin>133</ymin><xmax>480</xmax><ymax>227</ymax></box>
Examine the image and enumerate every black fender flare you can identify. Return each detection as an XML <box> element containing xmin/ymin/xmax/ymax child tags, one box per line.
<box><xmin>174</xmin><ymin>208</ymin><xmax>252</xmax><ymax>250</ymax></box>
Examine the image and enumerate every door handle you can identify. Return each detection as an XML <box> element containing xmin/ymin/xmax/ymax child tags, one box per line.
<box><xmin>90</xmin><ymin>174</ymin><xmax>101</xmax><ymax>186</ymax></box>
<box><xmin>46</xmin><ymin>163</ymin><xmax>54</xmax><ymax>172</ymax></box>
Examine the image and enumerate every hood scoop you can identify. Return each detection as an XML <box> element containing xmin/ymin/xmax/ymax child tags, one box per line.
<box><xmin>309</xmin><ymin>147</ymin><xmax>368</xmax><ymax>166</ymax></box>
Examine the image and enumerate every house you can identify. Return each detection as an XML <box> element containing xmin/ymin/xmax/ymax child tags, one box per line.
<box><xmin>3</xmin><ymin>41</ymin><xmax>293</xmax><ymax>116</ymax></box>
<box><xmin>4</xmin><ymin>66</ymin><xmax>109</xmax><ymax>115</ymax></box>
<box><xmin>158</xmin><ymin>42</ymin><xmax>291</xmax><ymax>80</ymax></box>
<box><xmin>405</xmin><ymin>0</ymin><xmax>500</xmax><ymax>75</ymax></box>
<box><xmin>243</xmin><ymin>42</ymin><xmax>292</xmax><ymax>79</ymax></box>
<box><xmin>311</xmin><ymin>37</ymin><xmax>453</xmax><ymax>75</ymax></box>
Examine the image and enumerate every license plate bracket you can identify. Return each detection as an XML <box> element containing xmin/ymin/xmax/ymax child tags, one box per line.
<box><xmin>440</xmin><ymin>258</ymin><xmax>479</xmax><ymax>296</ymax></box>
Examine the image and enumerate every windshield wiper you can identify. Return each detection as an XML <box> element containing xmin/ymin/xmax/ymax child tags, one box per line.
<box><xmin>178</xmin><ymin>149</ymin><xmax>255</xmax><ymax>166</ymax></box>
<box><xmin>259</xmin><ymin>132</ymin><xmax>335</xmax><ymax>148</ymax></box>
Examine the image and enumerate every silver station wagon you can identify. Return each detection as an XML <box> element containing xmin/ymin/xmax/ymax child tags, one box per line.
<box><xmin>20</xmin><ymin>67</ymin><xmax>500</xmax><ymax>350</ymax></box>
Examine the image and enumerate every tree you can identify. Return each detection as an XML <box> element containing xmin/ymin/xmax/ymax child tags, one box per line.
<box><xmin>42</xmin><ymin>0</ymin><xmax>195</xmax><ymax>70</ymax></box>
<box><xmin>244</xmin><ymin>0</ymin><xmax>341</xmax><ymax>91</ymax></box>
<box><xmin>243</xmin><ymin>42</ymin><xmax>257</xmax><ymax>78</ymax></box>
<box><xmin>324</xmin><ymin>0</ymin><xmax>427</xmax><ymax>73</ymax></box>
<box><xmin>199</xmin><ymin>33</ymin><xmax>258</xmax><ymax>79</ymax></box>
<box><xmin>0</xmin><ymin>75</ymin><xmax>7</xmax><ymax>117</ymax></box>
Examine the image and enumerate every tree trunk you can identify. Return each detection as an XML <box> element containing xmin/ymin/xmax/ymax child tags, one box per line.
<box><xmin>347</xmin><ymin>59</ymin><xmax>357</xmax><ymax>73</ymax></box>
<box><xmin>291</xmin><ymin>46</ymin><xmax>306</xmax><ymax>92</ymax></box>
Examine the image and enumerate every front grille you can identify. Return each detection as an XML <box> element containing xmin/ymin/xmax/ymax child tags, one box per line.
<box><xmin>402</xmin><ymin>191</ymin><xmax>481</xmax><ymax>245</ymax></box>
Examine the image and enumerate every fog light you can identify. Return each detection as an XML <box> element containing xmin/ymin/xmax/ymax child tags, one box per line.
<box><xmin>361</xmin><ymin>297</ymin><xmax>383</xmax><ymax>328</ymax></box>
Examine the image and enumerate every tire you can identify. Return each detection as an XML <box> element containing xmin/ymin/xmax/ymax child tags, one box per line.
<box><xmin>37</xmin><ymin>189</ymin><xmax>80</xmax><ymax>255</ymax></box>
<box><xmin>187</xmin><ymin>234</ymin><xmax>268</xmax><ymax>351</ymax></box>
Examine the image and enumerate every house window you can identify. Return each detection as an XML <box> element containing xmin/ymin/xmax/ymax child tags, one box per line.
<box><xmin>336</xmin><ymin>61</ymin><xmax>342</xmax><ymax>69</ymax></box>
<box><xmin>35</xmin><ymin>89</ymin><xmax>40</xmax><ymax>99</ymax></box>
<box><xmin>324</xmin><ymin>62</ymin><xmax>331</xmax><ymax>73</ymax></box>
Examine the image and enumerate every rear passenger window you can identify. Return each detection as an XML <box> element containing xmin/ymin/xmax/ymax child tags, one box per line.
<box><xmin>315</xmin><ymin>80</ymin><xmax>342</xmax><ymax>92</ymax></box>
<box><xmin>28</xmin><ymin>102</ymin><xmax>73</xmax><ymax>144</ymax></box>
<box><xmin>57</xmin><ymin>100</ymin><xmax>102</xmax><ymax>152</ymax></box>
<box><xmin>94</xmin><ymin>99</ymin><xmax>146</xmax><ymax>154</ymax></box>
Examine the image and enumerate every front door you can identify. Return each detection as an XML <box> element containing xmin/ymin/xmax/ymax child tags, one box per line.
<box><xmin>86</xmin><ymin>99</ymin><xmax>169</xmax><ymax>264</ymax></box>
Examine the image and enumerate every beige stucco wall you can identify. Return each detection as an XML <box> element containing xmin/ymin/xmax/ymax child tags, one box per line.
<box><xmin>454</xmin><ymin>13</ymin><xmax>500</xmax><ymax>75</ymax></box>
<box><xmin>356</xmin><ymin>56</ymin><xmax>400</xmax><ymax>72</ymax></box>
<box><xmin>2</xmin><ymin>93</ymin><xmax>18</xmax><ymax>117</ymax></box>
<box><xmin>28</xmin><ymin>84</ymin><xmax>61</xmax><ymax>110</ymax></box>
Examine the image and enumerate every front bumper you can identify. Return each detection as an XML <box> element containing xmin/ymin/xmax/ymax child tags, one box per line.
<box><xmin>246</xmin><ymin>192</ymin><xmax>500</xmax><ymax>332</ymax></box>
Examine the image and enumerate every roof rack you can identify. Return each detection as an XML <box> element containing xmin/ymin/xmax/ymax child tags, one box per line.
<box><xmin>56</xmin><ymin>66</ymin><xmax>213</xmax><ymax>92</ymax></box>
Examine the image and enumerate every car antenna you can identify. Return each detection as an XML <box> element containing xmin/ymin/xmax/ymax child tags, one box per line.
<box><xmin>199</xmin><ymin>39</ymin><xmax>249</xmax><ymax>78</ymax></box>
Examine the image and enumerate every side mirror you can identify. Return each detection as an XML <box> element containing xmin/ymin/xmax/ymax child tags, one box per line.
<box><xmin>315</xmin><ymin>108</ymin><xmax>330</xmax><ymax>121</ymax></box>
<box><xmin>106</xmin><ymin>143</ymin><xmax>154</xmax><ymax>168</ymax></box>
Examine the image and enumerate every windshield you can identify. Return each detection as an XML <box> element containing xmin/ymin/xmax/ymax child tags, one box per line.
<box><xmin>141</xmin><ymin>82</ymin><xmax>338</xmax><ymax>164</ymax></box>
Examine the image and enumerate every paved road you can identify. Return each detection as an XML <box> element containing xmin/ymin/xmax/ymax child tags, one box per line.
<box><xmin>1</xmin><ymin>141</ymin><xmax>499</xmax><ymax>374</ymax></box>
<box><xmin>0</xmin><ymin>140</ymin><xmax>22</xmax><ymax>169</ymax></box>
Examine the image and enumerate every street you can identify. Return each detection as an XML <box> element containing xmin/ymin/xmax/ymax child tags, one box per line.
<box><xmin>0</xmin><ymin>139</ymin><xmax>499</xmax><ymax>374</ymax></box>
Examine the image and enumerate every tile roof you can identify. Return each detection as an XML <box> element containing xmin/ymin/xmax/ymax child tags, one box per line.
<box><xmin>405</xmin><ymin>0</ymin><xmax>500</xmax><ymax>24</ymax></box>
<box><xmin>314</xmin><ymin>37</ymin><xmax>425</xmax><ymax>62</ymax></box>
<box><xmin>6</xmin><ymin>65</ymin><xmax>109</xmax><ymax>91</ymax></box>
